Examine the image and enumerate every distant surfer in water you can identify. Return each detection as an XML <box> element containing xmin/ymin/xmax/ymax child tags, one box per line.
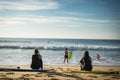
<box><xmin>63</xmin><ymin>48</ymin><xmax>69</xmax><ymax>63</ymax></box>
<box><xmin>96</xmin><ymin>54</ymin><xmax>100</xmax><ymax>60</ymax></box>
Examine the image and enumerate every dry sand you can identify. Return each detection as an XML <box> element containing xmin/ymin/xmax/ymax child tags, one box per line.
<box><xmin>0</xmin><ymin>65</ymin><xmax>120</xmax><ymax>80</ymax></box>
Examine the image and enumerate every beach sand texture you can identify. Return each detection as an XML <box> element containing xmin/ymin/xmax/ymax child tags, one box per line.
<box><xmin>0</xmin><ymin>65</ymin><xmax>120</xmax><ymax>80</ymax></box>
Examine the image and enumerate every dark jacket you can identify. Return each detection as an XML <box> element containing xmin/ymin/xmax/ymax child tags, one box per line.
<box><xmin>31</xmin><ymin>54</ymin><xmax>43</xmax><ymax>69</ymax></box>
<box><xmin>80</xmin><ymin>56</ymin><xmax>92</xmax><ymax>71</ymax></box>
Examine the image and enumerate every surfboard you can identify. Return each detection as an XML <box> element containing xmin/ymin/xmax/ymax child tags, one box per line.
<box><xmin>68</xmin><ymin>51</ymin><xmax>73</xmax><ymax>59</ymax></box>
<box><xmin>0</xmin><ymin>68</ymin><xmax>53</xmax><ymax>72</ymax></box>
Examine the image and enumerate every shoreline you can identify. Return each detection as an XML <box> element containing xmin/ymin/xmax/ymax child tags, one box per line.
<box><xmin>0</xmin><ymin>65</ymin><xmax>120</xmax><ymax>80</ymax></box>
<box><xmin>1</xmin><ymin>65</ymin><xmax>120</xmax><ymax>67</ymax></box>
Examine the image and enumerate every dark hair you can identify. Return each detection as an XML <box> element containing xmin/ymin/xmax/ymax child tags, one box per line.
<box><xmin>34</xmin><ymin>49</ymin><xmax>39</xmax><ymax>55</ymax></box>
<box><xmin>65</xmin><ymin>48</ymin><xmax>68</xmax><ymax>50</ymax></box>
<box><xmin>84</xmin><ymin>50</ymin><xmax>89</xmax><ymax>57</ymax></box>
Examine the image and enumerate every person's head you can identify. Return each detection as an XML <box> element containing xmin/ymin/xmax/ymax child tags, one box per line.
<box><xmin>84</xmin><ymin>50</ymin><xmax>89</xmax><ymax>57</ymax></box>
<box><xmin>34</xmin><ymin>49</ymin><xmax>39</xmax><ymax>55</ymax></box>
<box><xmin>65</xmin><ymin>48</ymin><xmax>68</xmax><ymax>50</ymax></box>
<box><xmin>97</xmin><ymin>54</ymin><xmax>99</xmax><ymax>56</ymax></box>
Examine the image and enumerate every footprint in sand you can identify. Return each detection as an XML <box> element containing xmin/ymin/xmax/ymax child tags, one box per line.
<box><xmin>22</xmin><ymin>74</ymin><xmax>31</xmax><ymax>77</ymax></box>
<box><xmin>109</xmin><ymin>69</ymin><xmax>113</xmax><ymax>71</ymax></box>
<box><xmin>18</xmin><ymin>77</ymin><xmax>31</xmax><ymax>80</ymax></box>
<box><xmin>0</xmin><ymin>77</ymin><xmax>13</xmax><ymax>80</ymax></box>
<box><xmin>67</xmin><ymin>68</ymin><xmax>70</xmax><ymax>71</ymax></box>
<box><xmin>35</xmin><ymin>74</ymin><xmax>48</xmax><ymax>77</ymax></box>
<box><xmin>37</xmin><ymin>72</ymin><xmax>42</xmax><ymax>75</ymax></box>
<box><xmin>35</xmin><ymin>74</ymin><xmax>42</xmax><ymax>77</ymax></box>
<box><xmin>58</xmin><ymin>67</ymin><xmax>64</xmax><ymax>72</ymax></box>
<box><xmin>51</xmin><ymin>78</ymin><xmax>59</xmax><ymax>80</ymax></box>
<box><xmin>6</xmin><ymin>72</ymin><xmax>15</xmax><ymax>75</ymax></box>
<box><xmin>88</xmin><ymin>75</ymin><xmax>98</xmax><ymax>78</ymax></box>
<box><xmin>0</xmin><ymin>74</ymin><xmax>7</xmax><ymax>77</ymax></box>
<box><xmin>47</xmin><ymin>75</ymin><xmax>54</xmax><ymax>77</ymax></box>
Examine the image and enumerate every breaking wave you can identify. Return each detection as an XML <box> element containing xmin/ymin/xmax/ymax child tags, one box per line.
<box><xmin>0</xmin><ymin>45</ymin><xmax>120</xmax><ymax>51</ymax></box>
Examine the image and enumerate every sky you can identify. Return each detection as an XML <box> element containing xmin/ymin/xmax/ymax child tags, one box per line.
<box><xmin>0</xmin><ymin>0</ymin><xmax>120</xmax><ymax>39</ymax></box>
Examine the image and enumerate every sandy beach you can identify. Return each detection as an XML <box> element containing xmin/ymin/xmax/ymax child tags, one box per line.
<box><xmin>0</xmin><ymin>65</ymin><xmax>120</xmax><ymax>80</ymax></box>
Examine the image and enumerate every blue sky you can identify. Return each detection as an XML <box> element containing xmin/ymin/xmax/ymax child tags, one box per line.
<box><xmin>0</xmin><ymin>0</ymin><xmax>120</xmax><ymax>39</ymax></box>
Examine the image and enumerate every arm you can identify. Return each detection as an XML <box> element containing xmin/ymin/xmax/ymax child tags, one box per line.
<box><xmin>32</xmin><ymin>55</ymin><xmax>34</xmax><ymax>62</ymax></box>
<box><xmin>80</xmin><ymin>57</ymin><xmax>84</xmax><ymax>64</ymax></box>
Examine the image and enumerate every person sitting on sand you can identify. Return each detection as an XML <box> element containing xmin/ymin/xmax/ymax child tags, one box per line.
<box><xmin>63</xmin><ymin>48</ymin><xmax>69</xmax><ymax>63</ymax></box>
<box><xmin>31</xmin><ymin>49</ymin><xmax>43</xmax><ymax>69</ymax></box>
<box><xmin>96</xmin><ymin>54</ymin><xmax>100</xmax><ymax>60</ymax></box>
<box><xmin>80</xmin><ymin>50</ymin><xmax>92</xmax><ymax>71</ymax></box>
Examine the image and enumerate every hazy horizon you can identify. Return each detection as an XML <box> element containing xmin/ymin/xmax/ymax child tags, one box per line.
<box><xmin>0</xmin><ymin>37</ymin><xmax>120</xmax><ymax>40</ymax></box>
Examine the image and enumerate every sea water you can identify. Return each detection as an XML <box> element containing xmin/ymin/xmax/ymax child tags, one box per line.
<box><xmin>0</xmin><ymin>38</ymin><xmax>120</xmax><ymax>66</ymax></box>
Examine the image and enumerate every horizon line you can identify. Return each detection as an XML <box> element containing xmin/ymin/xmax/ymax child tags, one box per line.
<box><xmin>0</xmin><ymin>37</ymin><xmax>120</xmax><ymax>40</ymax></box>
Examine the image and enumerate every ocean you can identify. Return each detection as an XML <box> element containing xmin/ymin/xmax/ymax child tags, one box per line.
<box><xmin>0</xmin><ymin>38</ymin><xmax>120</xmax><ymax>66</ymax></box>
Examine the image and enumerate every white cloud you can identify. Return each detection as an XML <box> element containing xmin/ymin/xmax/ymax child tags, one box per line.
<box><xmin>0</xmin><ymin>0</ymin><xmax>59</xmax><ymax>10</ymax></box>
<box><xmin>0</xmin><ymin>16</ymin><xmax>120</xmax><ymax>25</ymax></box>
<box><xmin>0</xmin><ymin>17</ymin><xmax>72</xmax><ymax>25</ymax></box>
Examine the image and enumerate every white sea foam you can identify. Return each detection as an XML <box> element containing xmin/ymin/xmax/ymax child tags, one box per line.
<box><xmin>0</xmin><ymin>38</ymin><xmax>120</xmax><ymax>66</ymax></box>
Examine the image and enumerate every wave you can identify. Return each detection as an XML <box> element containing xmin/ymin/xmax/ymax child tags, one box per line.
<box><xmin>0</xmin><ymin>40</ymin><xmax>31</xmax><ymax>43</ymax></box>
<box><xmin>0</xmin><ymin>45</ymin><xmax>120</xmax><ymax>51</ymax></box>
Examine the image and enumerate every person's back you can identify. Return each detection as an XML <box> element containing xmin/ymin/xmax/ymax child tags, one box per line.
<box><xmin>80</xmin><ymin>51</ymin><xmax>92</xmax><ymax>71</ymax></box>
<box><xmin>31</xmin><ymin>49</ymin><xmax>43</xmax><ymax>69</ymax></box>
<box><xmin>82</xmin><ymin>56</ymin><xmax>92</xmax><ymax>71</ymax></box>
<box><xmin>31</xmin><ymin>54</ymin><xmax>40</xmax><ymax>69</ymax></box>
